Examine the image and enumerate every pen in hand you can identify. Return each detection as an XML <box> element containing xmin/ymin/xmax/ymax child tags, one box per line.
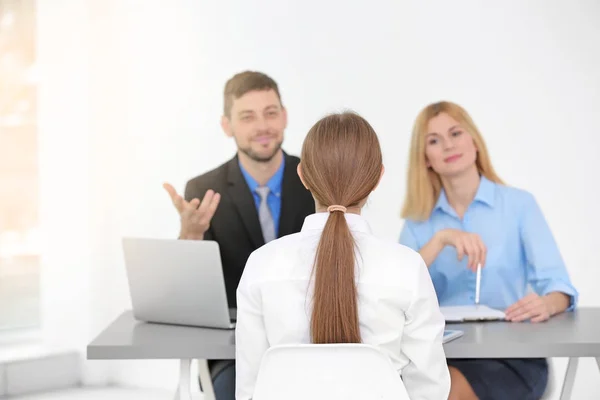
<box><xmin>475</xmin><ymin>263</ymin><xmax>481</xmax><ymax>306</ymax></box>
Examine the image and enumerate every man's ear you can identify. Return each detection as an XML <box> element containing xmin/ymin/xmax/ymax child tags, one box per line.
<box><xmin>221</xmin><ymin>115</ymin><xmax>233</xmax><ymax>138</ymax></box>
<box><xmin>297</xmin><ymin>163</ymin><xmax>309</xmax><ymax>190</ymax></box>
<box><xmin>282</xmin><ymin>107</ymin><xmax>288</xmax><ymax>129</ymax></box>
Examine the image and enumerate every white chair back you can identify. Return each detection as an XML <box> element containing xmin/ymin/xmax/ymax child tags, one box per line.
<box><xmin>541</xmin><ymin>357</ymin><xmax>580</xmax><ymax>400</ymax></box>
<box><xmin>540</xmin><ymin>358</ymin><xmax>556</xmax><ymax>399</ymax></box>
<box><xmin>251</xmin><ymin>343</ymin><xmax>410</xmax><ymax>400</ymax></box>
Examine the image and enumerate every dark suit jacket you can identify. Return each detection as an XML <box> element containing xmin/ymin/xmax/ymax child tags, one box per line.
<box><xmin>184</xmin><ymin>152</ymin><xmax>315</xmax><ymax>307</ymax></box>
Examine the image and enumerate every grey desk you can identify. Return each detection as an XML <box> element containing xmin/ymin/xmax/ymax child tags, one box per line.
<box><xmin>445</xmin><ymin>309</ymin><xmax>600</xmax><ymax>399</ymax></box>
<box><xmin>88</xmin><ymin>308</ymin><xmax>600</xmax><ymax>400</ymax></box>
<box><xmin>88</xmin><ymin>311</ymin><xmax>234</xmax><ymax>400</ymax></box>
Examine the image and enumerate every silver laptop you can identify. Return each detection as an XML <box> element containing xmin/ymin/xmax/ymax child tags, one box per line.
<box><xmin>122</xmin><ymin>237</ymin><xmax>236</xmax><ymax>329</ymax></box>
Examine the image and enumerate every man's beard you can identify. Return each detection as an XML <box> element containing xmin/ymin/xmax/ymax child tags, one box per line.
<box><xmin>238</xmin><ymin>139</ymin><xmax>283</xmax><ymax>163</ymax></box>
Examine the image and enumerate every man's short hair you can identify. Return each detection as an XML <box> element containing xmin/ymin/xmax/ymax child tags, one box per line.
<box><xmin>223</xmin><ymin>71</ymin><xmax>282</xmax><ymax>118</ymax></box>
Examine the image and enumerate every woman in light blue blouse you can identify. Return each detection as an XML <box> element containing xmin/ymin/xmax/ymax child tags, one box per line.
<box><xmin>399</xmin><ymin>101</ymin><xmax>578</xmax><ymax>400</ymax></box>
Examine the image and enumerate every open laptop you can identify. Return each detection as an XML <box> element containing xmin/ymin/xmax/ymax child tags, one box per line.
<box><xmin>122</xmin><ymin>237</ymin><xmax>236</xmax><ymax>329</ymax></box>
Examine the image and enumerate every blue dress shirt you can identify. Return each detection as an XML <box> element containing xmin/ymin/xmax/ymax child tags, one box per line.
<box><xmin>399</xmin><ymin>176</ymin><xmax>578</xmax><ymax>311</ymax></box>
<box><xmin>239</xmin><ymin>158</ymin><xmax>285</xmax><ymax>237</ymax></box>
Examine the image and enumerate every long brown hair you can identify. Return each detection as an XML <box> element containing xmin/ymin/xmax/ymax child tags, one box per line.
<box><xmin>300</xmin><ymin>112</ymin><xmax>382</xmax><ymax>344</ymax></box>
<box><xmin>401</xmin><ymin>101</ymin><xmax>504</xmax><ymax>221</ymax></box>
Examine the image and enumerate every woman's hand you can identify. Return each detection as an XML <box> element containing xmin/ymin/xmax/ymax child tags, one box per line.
<box><xmin>505</xmin><ymin>293</ymin><xmax>553</xmax><ymax>322</ymax></box>
<box><xmin>436</xmin><ymin>229</ymin><xmax>487</xmax><ymax>272</ymax></box>
<box><xmin>505</xmin><ymin>292</ymin><xmax>570</xmax><ymax>323</ymax></box>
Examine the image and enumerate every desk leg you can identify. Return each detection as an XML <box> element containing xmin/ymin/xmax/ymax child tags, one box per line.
<box><xmin>559</xmin><ymin>357</ymin><xmax>579</xmax><ymax>400</ymax></box>
<box><xmin>173</xmin><ymin>359</ymin><xmax>193</xmax><ymax>400</ymax></box>
<box><xmin>197</xmin><ymin>359</ymin><xmax>216</xmax><ymax>400</ymax></box>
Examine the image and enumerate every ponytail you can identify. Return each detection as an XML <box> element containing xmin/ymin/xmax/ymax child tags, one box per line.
<box><xmin>301</xmin><ymin>111</ymin><xmax>382</xmax><ymax>344</ymax></box>
<box><xmin>310</xmin><ymin>210</ymin><xmax>361</xmax><ymax>344</ymax></box>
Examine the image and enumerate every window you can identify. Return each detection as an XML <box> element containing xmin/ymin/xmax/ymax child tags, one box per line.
<box><xmin>0</xmin><ymin>0</ymin><xmax>39</xmax><ymax>332</ymax></box>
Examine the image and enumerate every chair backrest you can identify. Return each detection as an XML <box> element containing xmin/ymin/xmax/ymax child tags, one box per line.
<box><xmin>251</xmin><ymin>344</ymin><xmax>411</xmax><ymax>400</ymax></box>
<box><xmin>540</xmin><ymin>358</ymin><xmax>557</xmax><ymax>400</ymax></box>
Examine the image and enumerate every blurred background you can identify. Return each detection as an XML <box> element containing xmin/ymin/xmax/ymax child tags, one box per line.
<box><xmin>0</xmin><ymin>0</ymin><xmax>38</xmax><ymax>333</ymax></box>
<box><xmin>1</xmin><ymin>0</ymin><xmax>599</xmax><ymax>398</ymax></box>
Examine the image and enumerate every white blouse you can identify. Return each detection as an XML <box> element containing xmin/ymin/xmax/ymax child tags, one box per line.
<box><xmin>235</xmin><ymin>213</ymin><xmax>450</xmax><ymax>400</ymax></box>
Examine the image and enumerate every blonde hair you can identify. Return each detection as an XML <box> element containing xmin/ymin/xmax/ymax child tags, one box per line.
<box><xmin>400</xmin><ymin>101</ymin><xmax>504</xmax><ymax>221</ymax></box>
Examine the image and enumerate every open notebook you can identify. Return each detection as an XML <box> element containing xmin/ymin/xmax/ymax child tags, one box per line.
<box><xmin>440</xmin><ymin>305</ymin><xmax>505</xmax><ymax>322</ymax></box>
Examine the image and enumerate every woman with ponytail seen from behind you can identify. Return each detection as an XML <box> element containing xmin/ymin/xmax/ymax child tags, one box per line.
<box><xmin>235</xmin><ymin>111</ymin><xmax>450</xmax><ymax>400</ymax></box>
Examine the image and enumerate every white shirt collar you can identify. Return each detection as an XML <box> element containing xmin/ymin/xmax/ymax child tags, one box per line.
<box><xmin>300</xmin><ymin>212</ymin><xmax>372</xmax><ymax>235</ymax></box>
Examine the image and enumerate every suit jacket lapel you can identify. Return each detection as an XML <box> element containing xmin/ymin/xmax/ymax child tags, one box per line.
<box><xmin>226</xmin><ymin>156</ymin><xmax>265</xmax><ymax>249</ymax></box>
<box><xmin>279</xmin><ymin>153</ymin><xmax>307</xmax><ymax>237</ymax></box>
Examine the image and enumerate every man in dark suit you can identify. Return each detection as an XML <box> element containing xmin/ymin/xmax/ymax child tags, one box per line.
<box><xmin>163</xmin><ymin>71</ymin><xmax>315</xmax><ymax>400</ymax></box>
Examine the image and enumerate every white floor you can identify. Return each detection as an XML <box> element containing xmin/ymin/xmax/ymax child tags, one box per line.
<box><xmin>4</xmin><ymin>387</ymin><xmax>180</xmax><ymax>400</ymax></box>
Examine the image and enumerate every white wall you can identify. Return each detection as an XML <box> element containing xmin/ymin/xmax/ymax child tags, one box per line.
<box><xmin>37</xmin><ymin>0</ymin><xmax>91</xmax><ymax>361</ymax></box>
<box><xmin>38</xmin><ymin>0</ymin><xmax>600</xmax><ymax>397</ymax></box>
